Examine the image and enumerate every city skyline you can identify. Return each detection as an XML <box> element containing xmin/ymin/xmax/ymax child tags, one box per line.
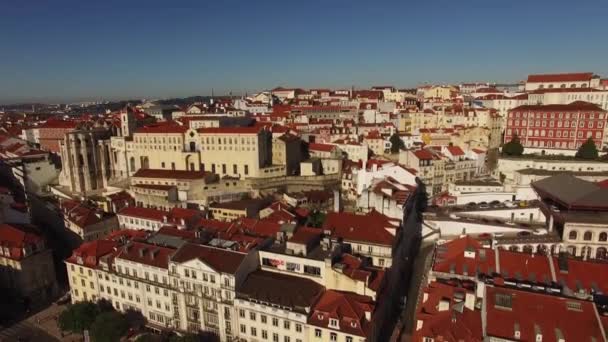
<box><xmin>2</xmin><ymin>0</ymin><xmax>608</xmax><ymax>103</ymax></box>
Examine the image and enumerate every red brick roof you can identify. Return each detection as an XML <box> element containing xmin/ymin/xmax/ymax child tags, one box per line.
<box><xmin>60</xmin><ymin>199</ymin><xmax>109</xmax><ymax>228</ymax></box>
<box><xmin>413</xmin><ymin>149</ymin><xmax>436</xmax><ymax>161</ymax></box>
<box><xmin>527</xmin><ymin>72</ymin><xmax>594</xmax><ymax>83</ymax></box>
<box><xmin>171</xmin><ymin>242</ymin><xmax>246</xmax><ymax>274</ymax></box>
<box><xmin>309</xmin><ymin>290</ymin><xmax>375</xmax><ymax>337</ymax></box>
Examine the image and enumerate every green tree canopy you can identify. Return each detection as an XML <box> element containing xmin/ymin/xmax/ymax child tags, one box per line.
<box><xmin>502</xmin><ymin>134</ymin><xmax>524</xmax><ymax>156</ymax></box>
<box><xmin>389</xmin><ymin>133</ymin><xmax>405</xmax><ymax>153</ymax></box>
<box><xmin>575</xmin><ymin>137</ymin><xmax>599</xmax><ymax>160</ymax></box>
<box><xmin>90</xmin><ymin>311</ymin><xmax>129</xmax><ymax>342</ymax></box>
<box><xmin>58</xmin><ymin>301</ymin><xmax>100</xmax><ymax>333</ymax></box>
<box><xmin>306</xmin><ymin>210</ymin><xmax>326</xmax><ymax>228</ymax></box>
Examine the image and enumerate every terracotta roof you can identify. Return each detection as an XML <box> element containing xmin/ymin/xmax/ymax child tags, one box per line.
<box><xmin>118</xmin><ymin>206</ymin><xmax>168</xmax><ymax>221</ymax></box>
<box><xmin>527</xmin><ymin>72</ymin><xmax>595</xmax><ymax>83</ymax></box>
<box><xmin>322</xmin><ymin>210</ymin><xmax>397</xmax><ymax>246</ymax></box>
<box><xmin>171</xmin><ymin>242</ymin><xmax>246</xmax><ymax>274</ymax></box>
<box><xmin>413</xmin><ymin>149</ymin><xmax>436</xmax><ymax>161</ymax></box>
<box><xmin>414</xmin><ymin>281</ymin><xmax>482</xmax><ymax>341</ymax></box>
<box><xmin>133</xmin><ymin>169</ymin><xmax>212</xmax><ymax>180</ymax></box>
<box><xmin>446</xmin><ymin>146</ymin><xmax>465</xmax><ymax>156</ymax></box>
<box><xmin>309</xmin><ymin>290</ymin><xmax>375</xmax><ymax>337</ymax></box>
<box><xmin>61</xmin><ymin>199</ymin><xmax>111</xmax><ymax>228</ymax></box>
<box><xmin>486</xmin><ymin>286</ymin><xmax>603</xmax><ymax>341</ymax></box>
<box><xmin>238</xmin><ymin>270</ymin><xmax>324</xmax><ymax>312</ymax></box>
<box><xmin>0</xmin><ymin>223</ymin><xmax>44</xmax><ymax>261</ymax></box>
<box><xmin>309</xmin><ymin>143</ymin><xmax>337</xmax><ymax>152</ymax></box>
<box><xmin>66</xmin><ymin>239</ymin><xmax>118</xmax><ymax>268</ymax></box>
<box><xmin>116</xmin><ymin>241</ymin><xmax>175</xmax><ymax>269</ymax></box>
<box><xmin>136</xmin><ymin>122</ymin><xmax>188</xmax><ymax>134</ymax></box>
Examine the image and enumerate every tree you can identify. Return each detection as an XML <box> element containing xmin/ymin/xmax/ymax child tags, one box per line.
<box><xmin>90</xmin><ymin>311</ymin><xmax>129</xmax><ymax>342</ymax></box>
<box><xmin>502</xmin><ymin>134</ymin><xmax>524</xmax><ymax>156</ymax></box>
<box><xmin>58</xmin><ymin>301</ymin><xmax>99</xmax><ymax>333</ymax></box>
<box><xmin>389</xmin><ymin>133</ymin><xmax>405</xmax><ymax>153</ymax></box>
<box><xmin>575</xmin><ymin>137</ymin><xmax>599</xmax><ymax>160</ymax></box>
<box><xmin>307</xmin><ymin>210</ymin><xmax>326</xmax><ymax>228</ymax></box>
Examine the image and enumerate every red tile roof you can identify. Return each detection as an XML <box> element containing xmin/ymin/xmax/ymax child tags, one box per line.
<box><xmin>309</xmin><ymin>143</ymin><xmax>337</xmax><ymax>152</ymax></box>
<box><xmin>309</xmin><ymin>290</ymin><xmax>375</xmax><ymax>337</ymax></box>
<box><xmin>66</xmin><ymin>239</ymin><xmax>118</xmax><ymax>268</ymax></box>
<box><xmin>60</xmin><ymin>199</ymin><xmax>110</xmax><ymax>228</ymax></box>
<box><xmin>116</xmin><ymin>241</ymin><xmax>175</xmax><ymax>269</ymax></box>
<box><xmin>118</xmin><ymin>206</ymin><xmax>168</xmax><ymax>221</ymax></box>
<box><xmin>413</xmin><ymin>281</ymin><xmax>482</xmax><ymax>342</ymax></box>
<box><xmin>413</xmin><ymin>149</ymin><xmax>436</xmax><ymax>161</ymax></box>
<box><xmin>171</xmin><ymin>242</ymin><xmax>246</xmax><ymax>274</ymax></box>
<box><xmin>136</xmin><ymin>122</ymin><xmax>188</xmax><ymax>134</ymax></box>
<box><xmin>446</xmin><ymin>146</ymin><xmax>465</xmax><ymax>156</ymax></box>
<box><xmin>527</xmin><ymin>72</ymin><xmax>594</xmax><ymax>83</ymax></box>
<box><xmin>323</xmin><ymin>210</ymin><xmax>397</xmax><ymax>246</ymax></box>
<box><xmin>486</xmin><ymin>286</ymin><xmax>603</xmax><ymax>341</ymax></box>
<box><xmin>0</xmin><ymin>223</ymin><xmax>44</xmax><ymax>261</ymax></box>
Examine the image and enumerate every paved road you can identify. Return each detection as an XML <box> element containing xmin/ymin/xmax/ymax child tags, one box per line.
<box><xmin>0</xmin><ymin>304</ymin><xmax>82</xmax><ymax>342</ymax></box>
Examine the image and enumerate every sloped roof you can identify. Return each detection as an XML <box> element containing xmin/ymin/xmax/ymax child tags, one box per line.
<box><xmin>532</xmin><ymin>173</ymin><xmax>608</xmax><ymax>210</ymax></box>
<box><xmin>170</xmin><ymin>242</ymin><xmax>246</xmax><ymax>274</ymax></box>
<box><xmin>238</xmin><ymin>270</ymin><xmax>324</xmax><ymax>312</ymax></box>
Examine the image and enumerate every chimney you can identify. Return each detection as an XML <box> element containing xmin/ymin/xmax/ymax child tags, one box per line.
<box><xmin>364</xmin><ymin>311</ymin><xmax>371</xmax><ymax>321</ymax></box>
<box><xmin>139</xmin><ymin>247</ymin><xmax>146</xmax><ymax>258</ymax></box>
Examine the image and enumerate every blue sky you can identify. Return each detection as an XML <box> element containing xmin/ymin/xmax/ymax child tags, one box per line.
<box><xmin>1</xmin><ymin>0</ymin><xmax>607</xmax><ymax>103</ymax></box>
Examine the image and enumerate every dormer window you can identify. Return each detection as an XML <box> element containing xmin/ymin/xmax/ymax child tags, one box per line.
<box><xmin>329</xmin><ymin>318</ymin><xmax>339</xmax><ymax>328</ymax></box>
<box><xmin>350</xmin><ymin>321</ymin><xmax>357</xmax><ymax>328</ymax></box>
<box><xmin>317</xmin><ymin>313</ymin><xmax>324</xmax><ymax>320</ymax></box>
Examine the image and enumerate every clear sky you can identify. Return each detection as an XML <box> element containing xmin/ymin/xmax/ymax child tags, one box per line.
<box><xmin>1</xmin><ymin>0</ymin><xmax>607</xmax><ymax>104</ymax></box>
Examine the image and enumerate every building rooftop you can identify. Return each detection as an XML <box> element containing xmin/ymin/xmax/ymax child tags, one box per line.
<box><xmin>170</xmin><ymin>242</ymin><xmax>246</xmax><ymax>274</ymax></box>
<box><xmin>237</xmin><ymin>270</ymin><xmax>324</xmax><ymax>313</ymax></box>
<box><xmin>532</xmin><ymin>173</ymin><xmax>608</xmax><ymax>210</ymax></box>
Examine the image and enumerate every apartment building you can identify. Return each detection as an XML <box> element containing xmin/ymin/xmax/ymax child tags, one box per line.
<box><xmin>198</xmin><ymin>126</ymin><xmax>273</xmax><ymax>178</ymax></box>
<box><xmin>504</xmin><ymin>101</ymin><xmax>608</xmax><ymax>154</ymax></box>
<box><xmin>0</xmin><ymin>223</ymin><xmax>58</xmax><ymax>302</ymax></box>
<box><xmin>308</xmin><ymin>290</ymin><xmax>374</xmax><ymax>342</ymax></box>
<box><xmin>235</xmin><ymin>270</ymin><xmax>324</xmax><ymax>342</ymax></box>
<box><xmin>60</xmin><ymin>199</ymin><xmax>119</xmax><ymax>241</ymax></box>
<box><xmin>533</xmin><ymin>174</ymin><xmax>608</xmax><ymax>259</ymax></box>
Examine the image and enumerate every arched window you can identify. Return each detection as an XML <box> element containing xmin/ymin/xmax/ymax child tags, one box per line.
<box><xmin>129</xmin><ymin>157</ymin><xmax>135</xmax><ymax>172</ymax></box>
<box><xmin>584</xmin><ymin>231</ymin><xmax>593</xmax><ymax>241</ymax></box>
<box><xmin>570</xmin><ymin>83</ymin><xmax>576</xmax><ymax>88</ymax></box>
<box><xmin>190</xmin><ymin>141</ymin><xmax>196</xmax><ymax>152</ymax></box>
<box><xmin>568</xmin><ymin>230</ymin><xmax>578</xmax><ymax>240</ymax></box>
<box><xmin>597</xmin><ymin>247</ymin><xmax>607</xmax><ymax>260</ymax></box>
<box><xmin>560</xmin><ymin>84</ymin><xmax>566</xmax><ymax>88</ymax></box>
<box><xmin>600</xmin><ymin>232</ymin><xmax>608</xmax><ymax>242</ymax></box>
